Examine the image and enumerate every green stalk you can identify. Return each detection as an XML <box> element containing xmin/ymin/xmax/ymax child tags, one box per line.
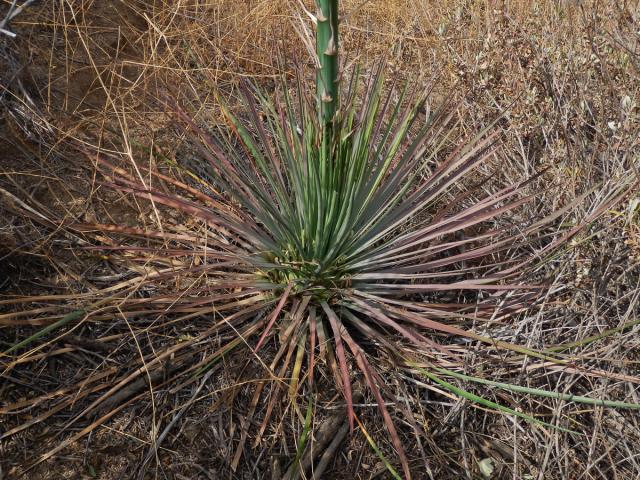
<box><xmin>316</xmin><ymin>0</ymin><xmax>339</xmax><ymax>126</ymax></box>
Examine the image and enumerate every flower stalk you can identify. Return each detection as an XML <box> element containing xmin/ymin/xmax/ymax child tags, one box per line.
<box><xmin>316</xmin><ymin>0</ymin><xmax>339</xmax><ymax>127</ymax></box>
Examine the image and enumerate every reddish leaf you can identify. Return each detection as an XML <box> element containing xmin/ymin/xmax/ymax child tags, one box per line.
<box><xmin>321</xmin><ymin>301</ymin><xmax>355</xmax><ymax>433</ymax></box>
<box><xmin>340</xmin><ymin>319</ymin><xmax>412</xmax><ymax>480</ymax></box>
<box><xmin>255</xmin><ymin>282</ymin><xmax>294</xmax><ymax>351</ymax></box>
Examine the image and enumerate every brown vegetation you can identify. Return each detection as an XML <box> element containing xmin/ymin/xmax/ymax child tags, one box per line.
<box><xmin>1</xmin><ymin>1</ymin><xmax>639</xmax><ymax>479</ymax></box>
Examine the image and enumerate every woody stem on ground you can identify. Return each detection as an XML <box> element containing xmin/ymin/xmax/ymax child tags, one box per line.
<box><xmin>316</xmin><ymin>0</ymin><xmax>339</xmax><ymax>127</ymax></box>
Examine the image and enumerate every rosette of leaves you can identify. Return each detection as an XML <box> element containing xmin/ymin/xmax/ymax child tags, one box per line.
<box><xmin>53</xmin><ymin>66</ymin><xmax>627</xmax><ymax>477</ymax></box>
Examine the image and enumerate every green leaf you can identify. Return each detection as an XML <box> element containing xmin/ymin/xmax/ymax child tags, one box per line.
<box><xmin>433</xmin><ymin>367</ymin><xmax>640</xmax><ymax>410</ymax></box>
<box><xmin>287</xmin><ymin>395</ymin><xmax>314</xmax><ymax>478</ymax></box>
<box><xmin>415</xmin><ymin>367</ymin><xmax>578</xmax><ymax>434</ymax></box>
<box><xmin>355</xmin><ymin>415</ymin><xmax>402</xmax><ymax>480</ymax></box>
<box><xmin>3</xmin><ymin>310</ymin><xmax>86</xmax><ymax>355</ymax></box>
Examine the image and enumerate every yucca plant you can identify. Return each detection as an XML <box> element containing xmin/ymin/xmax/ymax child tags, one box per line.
<box><xmin>2</xmin><ymin>1</ymin><xmax>638</xmax><ymax>478</ymax></box>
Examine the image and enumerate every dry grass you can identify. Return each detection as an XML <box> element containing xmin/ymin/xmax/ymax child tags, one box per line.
<box><xmin>1</xmin><ymin>0</ymin><xmax>639</xmax><ymax>479</ymax></box>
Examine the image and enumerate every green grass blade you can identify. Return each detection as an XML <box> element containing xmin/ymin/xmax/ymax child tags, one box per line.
<box><xmin>287</xmin><ymin>395</ymin><xmax>314</xmax><ymax>479</ymax></box>
<box><xmin>433</xmin><ymin>367</ymin><xmax>640</xmax><ymax>409</ymax></box>
<box><xmin>355</xmin><ymin>414</ymin><xmax>402</xmax><ymax>480</ymax></box>
<box><xmin>414</xmin><ymin>367</ymin><xmax>578</xmax><ymax>434</ymax></box>
<box><xmin>3</xmin><ymin>310</ymin><xmax>86</xmax><ymax>356</ymax></box>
